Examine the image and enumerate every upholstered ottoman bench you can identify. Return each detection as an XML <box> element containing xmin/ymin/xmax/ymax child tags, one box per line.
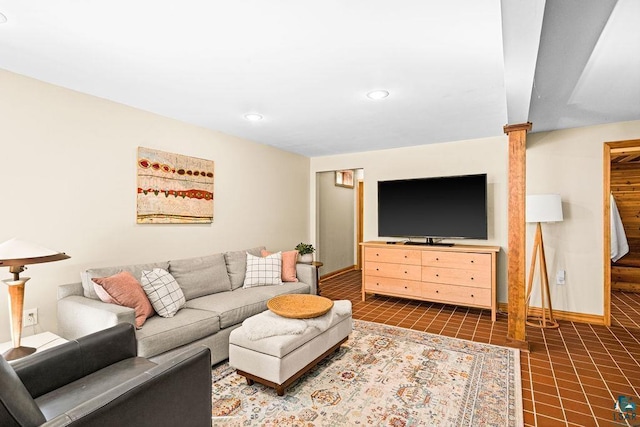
<box><xmin>228</xmin><ymin>297</ymin><xmax>352</xmax><ymax>396</ymax></box>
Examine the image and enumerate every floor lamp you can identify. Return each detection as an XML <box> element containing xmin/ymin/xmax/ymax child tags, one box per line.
<box><xmin>525</xmin><ymin>194</ymin><xmax>563</xmax><ymax>329</ymax></box>
<box><xmin>0</xmin><ymin>238</ymin><xmax>69</xmax><ymax>361</ymax></box>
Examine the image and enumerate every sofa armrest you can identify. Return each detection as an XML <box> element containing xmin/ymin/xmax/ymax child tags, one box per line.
<box><xmin>13</xmin><ymin>324</ymin><xmax>138</xmax><ymax>399</ymax></box>
<box><xmin>57</xmin><ymin>282</ymin><xmax>84</xmax><ymax>300</ymax></box>
<box><xmin>57</xmin><ymin>295</ymin><xmax>136</xmax><ymax>340</ymax></box>
<box><xmin>42</xmin><ymin>347</ymin><xmax>212</xmax><ymax>427</ymax></box>
<box><xmin>295</xmin><ymin>263</ymin><xmax>317</xmax><ymax>295</ymax></box>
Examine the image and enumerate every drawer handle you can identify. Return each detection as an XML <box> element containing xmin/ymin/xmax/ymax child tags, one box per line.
<box><xmin>376</xmin><ymin>253</ymin><xmax>379</xmax><ymax>256</ymax></box>
<box><xmin>471</xmin><ymin>277</ymin><xmax>474</xmax><ymax>280</ymax></box>
<box><xmin>471</xmin><ymin>260</ymin><xmax>475</xmax><ymax>263</ymax></box>
<box><xmin>436</xmin><ymin>290</ymin><xmax>439</xmax><ymax>293</ymax></box>
<box><xmin>435</xmin><ymin>274</ymin><xmax>439</xmax><ymax>277</ymax></box>
<box><xmin>471</xmin><ymin>294</ymin><xmax>474</xmax><ymax>298</ymax></box>
<box><xmin>376</xmin><ymin>268</ymin><xmax>379</xmax><ymax>271</ymax></box>
<box><xmin>404</xmin><ymin>286</ymin><xmax>408</xmax><ymax>289</ymax></box>
<box><xmin>404</xmin><ymin>255</ymin><xmax>408</xmax><ymax>258</ymax></box>
<box><xmin>435</xmin><ymin>257</ymin><xmax>439</xmax><ymax>261</ymax></box>
<box><xmin>404</xmin><ymin>271</ymin><xmax>408</xmax><ymax>274</ymax></box>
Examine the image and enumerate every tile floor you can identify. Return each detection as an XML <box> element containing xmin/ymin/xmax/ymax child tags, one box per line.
<box><xmin>320</xmin><ymin>270</ymin><xmax>640</xmax><ymax>427</ymax></box>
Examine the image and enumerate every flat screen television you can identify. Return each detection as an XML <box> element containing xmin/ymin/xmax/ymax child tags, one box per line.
<box><xmin>377</xmin><ymin>173</ymin><xmax>487</xmax><ymax>244</ymax></box>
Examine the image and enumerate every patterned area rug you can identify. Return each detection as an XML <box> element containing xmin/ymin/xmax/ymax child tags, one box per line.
<box><xmin>212</xmin><ymin>320</ymin><xmax>522</xmax><ymax>426</ymax></box>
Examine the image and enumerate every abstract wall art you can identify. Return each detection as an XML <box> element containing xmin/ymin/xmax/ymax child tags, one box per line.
<box><xmin>136</xmin><ymin>147</ymin><xmax>214</xmax><ymax>224</ymax></box>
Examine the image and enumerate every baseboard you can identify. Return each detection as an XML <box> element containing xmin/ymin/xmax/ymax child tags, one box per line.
<box><xmin>497</xmin><ymin>303</ymin><xmax>605</xmax><ymax>325</ymax></box>
<box><xmin>320</xmin><ymin>265</ymin><xmax>357</xmax><ymax>281</ymax></box>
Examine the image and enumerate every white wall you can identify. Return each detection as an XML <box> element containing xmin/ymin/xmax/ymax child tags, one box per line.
<box><xmin>311</xmin><ymin>136</ymin><xmax>509</xmax><ymax>300</ymax></box>
<box><xmin>310</xmin><ymin>120</ymin><xmax>640</xmax><ymax>318</ymax></box>
<box><xmin>0</xmin><ymin>70</ymin><xmax>310</xmax><ymax>342</ymax></box>
<box><xmin>317</xmin><ymin>171</ymin><xmax>355</xmax><ymax>274</ymax></box>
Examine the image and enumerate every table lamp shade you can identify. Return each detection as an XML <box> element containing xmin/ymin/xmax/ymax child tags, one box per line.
<box><xmin>526</xmin><ymin>194</ymin><xmax>563</xmax><ymax>223</ymax></box>
<box><xmin>0</xmin><ymin>238</ymin><xmax>69</xmax><ymax>268</ymax></box>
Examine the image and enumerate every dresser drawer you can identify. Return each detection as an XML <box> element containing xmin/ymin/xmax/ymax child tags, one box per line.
<box><xmin>421</xmin><ymin>283</ymin><xmax>491</xmax><ymax>307</ymax></box>
<box><xmin>364</xmin><ymin>247</ymin><xmax>421</xmax><ymax>265</ymax></box>
<box><xmin>422</xmin><ymin>251</ymin><xmax>491</xmax><ymax>271</ymax></box>
<box><xmin>364</xmin><ymin>262</ymin><xmax>421</xmax><ymax>281</ymax></box>
<box><xmin>422</xmin><ymin>266</ymin><xmax>491</xmax><ymax>288</ymax></box>
<box><xmin>363</xmin><ymin>275</ymin><xmax>422</xmax><ymax>298</ymax></box>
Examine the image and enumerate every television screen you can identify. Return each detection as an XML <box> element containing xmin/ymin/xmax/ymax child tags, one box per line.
<box><xmin>377</xmin><ymin>174</ymin><xmax>487</xmax><ymax>240</ymax></box>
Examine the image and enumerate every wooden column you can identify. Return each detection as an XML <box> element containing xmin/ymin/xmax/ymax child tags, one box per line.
<box><xmin>504</xmin><ymin>122</ymin><xmax>531</xmax><ymax>352</ymax></box>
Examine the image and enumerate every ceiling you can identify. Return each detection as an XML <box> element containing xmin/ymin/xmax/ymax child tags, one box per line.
<box><xmin>0</xmin><ymin>0</ymin><xmax>638</xmax><ymax>157</ymax></box>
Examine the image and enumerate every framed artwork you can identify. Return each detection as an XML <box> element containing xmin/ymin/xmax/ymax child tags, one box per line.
<box><xmin>335</xmin><ymin>170</ymin><xmax>354</xmax><ymax>188</ymax></box>
<box><xmin>136</xmin><ymin>147</ymin><xmax>214</xmax><ymax>223</ymax></box>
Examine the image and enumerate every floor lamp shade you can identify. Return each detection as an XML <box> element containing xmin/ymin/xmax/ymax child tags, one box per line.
<box><xmin>0</xmin><ymin>238</ymin><xmax>70</xmax><ymax>361</ymax></box>
<box><xmin>526</xmin><ymin>194</ymin><xmax>563</xmax><ymax>223</ymax></box>
<box><xmin>525</xmin><ymin>195</ymin><xmax>563</xmax><ymax>329</ymax></box>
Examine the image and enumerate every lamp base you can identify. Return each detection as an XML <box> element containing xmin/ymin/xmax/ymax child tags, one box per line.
<box><xmin>526</xmin><ymin>315</ymin><xmax>559</xmax><ymax>329</ymax></box>
<box><xmin>3</xmin><ymin>346</ymin><xmax>36</xmax><ymax>361</ymax></box>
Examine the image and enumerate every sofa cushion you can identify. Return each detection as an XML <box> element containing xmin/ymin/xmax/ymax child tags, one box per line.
<box><xmin>135</xmin><ymin>308</ymin><xmax>220</xmax><ymax>358</ymax></box>
<box><xmin>243</xmin><ymin>252</ymin><xmax>283</xmax><ymax>288</ymax></box>
<box><xmin>169</xmin><ymin>253</ymin><xmax>231</xmax><ymax>300</ymax></box>
<box><xmin>141</xmin><ymin>268</ymin><xmax>186</xmax><ymax>318</ymax></box>
<box><xmin>224</xmin><ymin>246</ymin><xmax>265</xmax><ymax>290</ymax></box>
<box><xmin>92</xmin><ymin>272</ymin><xmax>154</xmax><ymax>328</ymax></box>
<box><xmin>81</xmin><ymin>261</ymin><xmax>170</xmax><ymax>300</ymax></box>
<box><xmin>186</xmin><ymin>282</ymin><xmax>310</xmax><ymax>329</ymax></box>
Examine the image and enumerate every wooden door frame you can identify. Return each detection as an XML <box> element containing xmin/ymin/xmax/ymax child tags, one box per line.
<box><xmin>357</xmin><ymin>180</ymin><xmax>364</xmax><ymax>269</ymax></box>
<box><xmin>603</xmin><ymin>138</ymin><xmax>640</xmax><ymax>327</ymax></box>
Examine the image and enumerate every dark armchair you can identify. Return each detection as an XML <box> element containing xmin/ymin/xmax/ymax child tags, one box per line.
<box><xmin>0</xmin><ymin>323</ymin><xmax>212</xmax><ymax>426</ymax></box>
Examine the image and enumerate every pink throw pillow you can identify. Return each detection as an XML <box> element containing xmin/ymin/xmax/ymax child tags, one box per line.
<box><xmin>92</xmin><ymin>271</ymin><xmax>155</xmax><ymax>328</ymax></box>
<box><xmin>261</xmin><ymin>250</ymin><xmax>298</xmax><ymax>282</ymax></box>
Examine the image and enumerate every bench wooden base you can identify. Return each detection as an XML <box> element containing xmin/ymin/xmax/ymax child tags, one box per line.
<box><xmin>236</xmin><ymin>336</ymin><xmax>347</xmax><ymax>396</ymax></box>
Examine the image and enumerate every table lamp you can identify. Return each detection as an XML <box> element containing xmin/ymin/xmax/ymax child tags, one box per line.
<box><xmin>0</xmin><ymin>238</ymin><xmax>70</xmax><ymax>360</ymax></box>
<box><xmin>525</xmin><ymin>194</ymin><xmax>563</xmax><ymax>328</ymax></box>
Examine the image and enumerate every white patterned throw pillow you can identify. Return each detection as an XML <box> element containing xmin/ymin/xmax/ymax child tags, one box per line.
<box><xmin>140</xmin><ymin>268</ymin><xmax>186</xmax><ymax>318</ymax></box>
<box><xmin>243</xmin><ymin>252</ymin><xmax>283</xmax><ymax>288</ymax></box>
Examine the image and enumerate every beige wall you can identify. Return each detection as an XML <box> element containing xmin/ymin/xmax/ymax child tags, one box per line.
<box><xmin>527</xmin><ymin>120</ymin><xmax>640</xmax><ymax>317</ymax></box>
<box><xmin>0</xmin><ymin>70</ymin><xmax>310</xmax><ymax>342</ymax></box>
<box><xmin>311</xmin><ymin>120</ymin><xmax>640</xmax><ymax>318</ymax></box>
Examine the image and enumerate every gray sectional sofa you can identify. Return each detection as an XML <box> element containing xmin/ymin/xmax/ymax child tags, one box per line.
<box><xmin>57</xmin><ymin>246</ymin><xmax>316</xmax><ymax>365</ymax></box>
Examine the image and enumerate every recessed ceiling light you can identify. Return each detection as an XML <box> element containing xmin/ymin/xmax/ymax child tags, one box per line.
<box><xmin>0</xmin><ymin>13</ymin><xmax>7</xmax><ymax>24</ymax></box>
<box><xmin>244</xmin><ymin>113</ymin><xmax>263</xmax><ymax>121</ymax></box>
<box><xmin>367</xmin><ymin>90</ymin><xmax>390</xmax><ymax>100</ymax></box>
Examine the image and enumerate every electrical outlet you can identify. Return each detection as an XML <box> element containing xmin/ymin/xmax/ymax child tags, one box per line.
<box><xmin>23</xmin><ymin>308</ymin><xmax>38</xmax><ymax>326</ymax></box>
<box><xmin>556</xmin><ymin>270</ymin><xmax>566</xmax><ymax>285</ymax></box>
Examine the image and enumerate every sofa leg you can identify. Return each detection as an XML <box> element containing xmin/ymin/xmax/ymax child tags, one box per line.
<box><xmin>246</xmin><ymin>378</ymin><xmax>254</xmax><ymax>385</ymax></box>
<box><xmin>276</xmin><ymin>386</ymin><xmax>285</xmax><ymax>396</ymax></box>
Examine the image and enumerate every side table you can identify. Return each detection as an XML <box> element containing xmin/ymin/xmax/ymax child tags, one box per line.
<box><xmin>0</xmin><ymin>331</ymin><xmax>67</xmax><ymax>362</ymax></box>
<box><xmin>311</xmin><ymin>261</ymin><xmax>323</xmax><ymax>295</ymax></box>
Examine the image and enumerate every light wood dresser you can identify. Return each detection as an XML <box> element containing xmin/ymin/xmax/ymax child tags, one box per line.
<box><xmin>361</xmin><ymin>241</ymin><xmax>500</xmax><ymax>321</ymax></box>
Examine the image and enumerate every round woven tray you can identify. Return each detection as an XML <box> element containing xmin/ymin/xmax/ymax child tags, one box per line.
<box><xmin>267</xmin><ymin>294</ymin><xmax>334</xmax><ymax>319</ymax></box>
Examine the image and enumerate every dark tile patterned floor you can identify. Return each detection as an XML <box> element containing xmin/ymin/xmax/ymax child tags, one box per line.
<box><xmin>320</xmin><ymin>270</ymin><xmax>640</xmax><ymax>427</ymax></box>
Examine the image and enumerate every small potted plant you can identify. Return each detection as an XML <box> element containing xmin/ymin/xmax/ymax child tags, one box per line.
<box><xmin>295</xmin><ymin>242</ymin><xmax>315</xmax><ymax>263</ymax></box>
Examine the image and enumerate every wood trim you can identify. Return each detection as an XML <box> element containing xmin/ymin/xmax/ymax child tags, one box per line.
<box><xmin>357</xmin><ymin>180</ymin><xmax>364</xmax><ymax>270</ymax></box>
<box><xmin>603</xmin><ymin>142</ymin><xmax>612</xmax><ymax>327</ymax></box>
<box><xmin>605</xmin><ymin>139</ymin><xmax>640</xmax><ymax>150</ymax></box>
<box><xmin>604</xmin><ymin>138</ymin><xmax>640</xmax><ymax>327</ymax></box>
<box><xmin>498</xmin><ymin>303</ymin><xmax>605</xmax><ymax>325</ymax></box>
<box><xmin>504</xmin><ymin>122</ymin><xmax>531</xmax><ymax>349</ymax></box>
<box><xmin>320</xmin><ymin>265</ymin><xmax>357</xmax><ymax>281</ymax></box>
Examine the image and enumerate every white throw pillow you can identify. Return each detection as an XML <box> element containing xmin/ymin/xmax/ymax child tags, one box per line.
<box><xmin>140</xmin><ymin>268</ymin><xmax>186</xmax><ymax>317</ymax></box>
<box><xmin>243</xmin><ymin>252</ymin><xmax>283</xmax><ymax>288</ymax></box>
